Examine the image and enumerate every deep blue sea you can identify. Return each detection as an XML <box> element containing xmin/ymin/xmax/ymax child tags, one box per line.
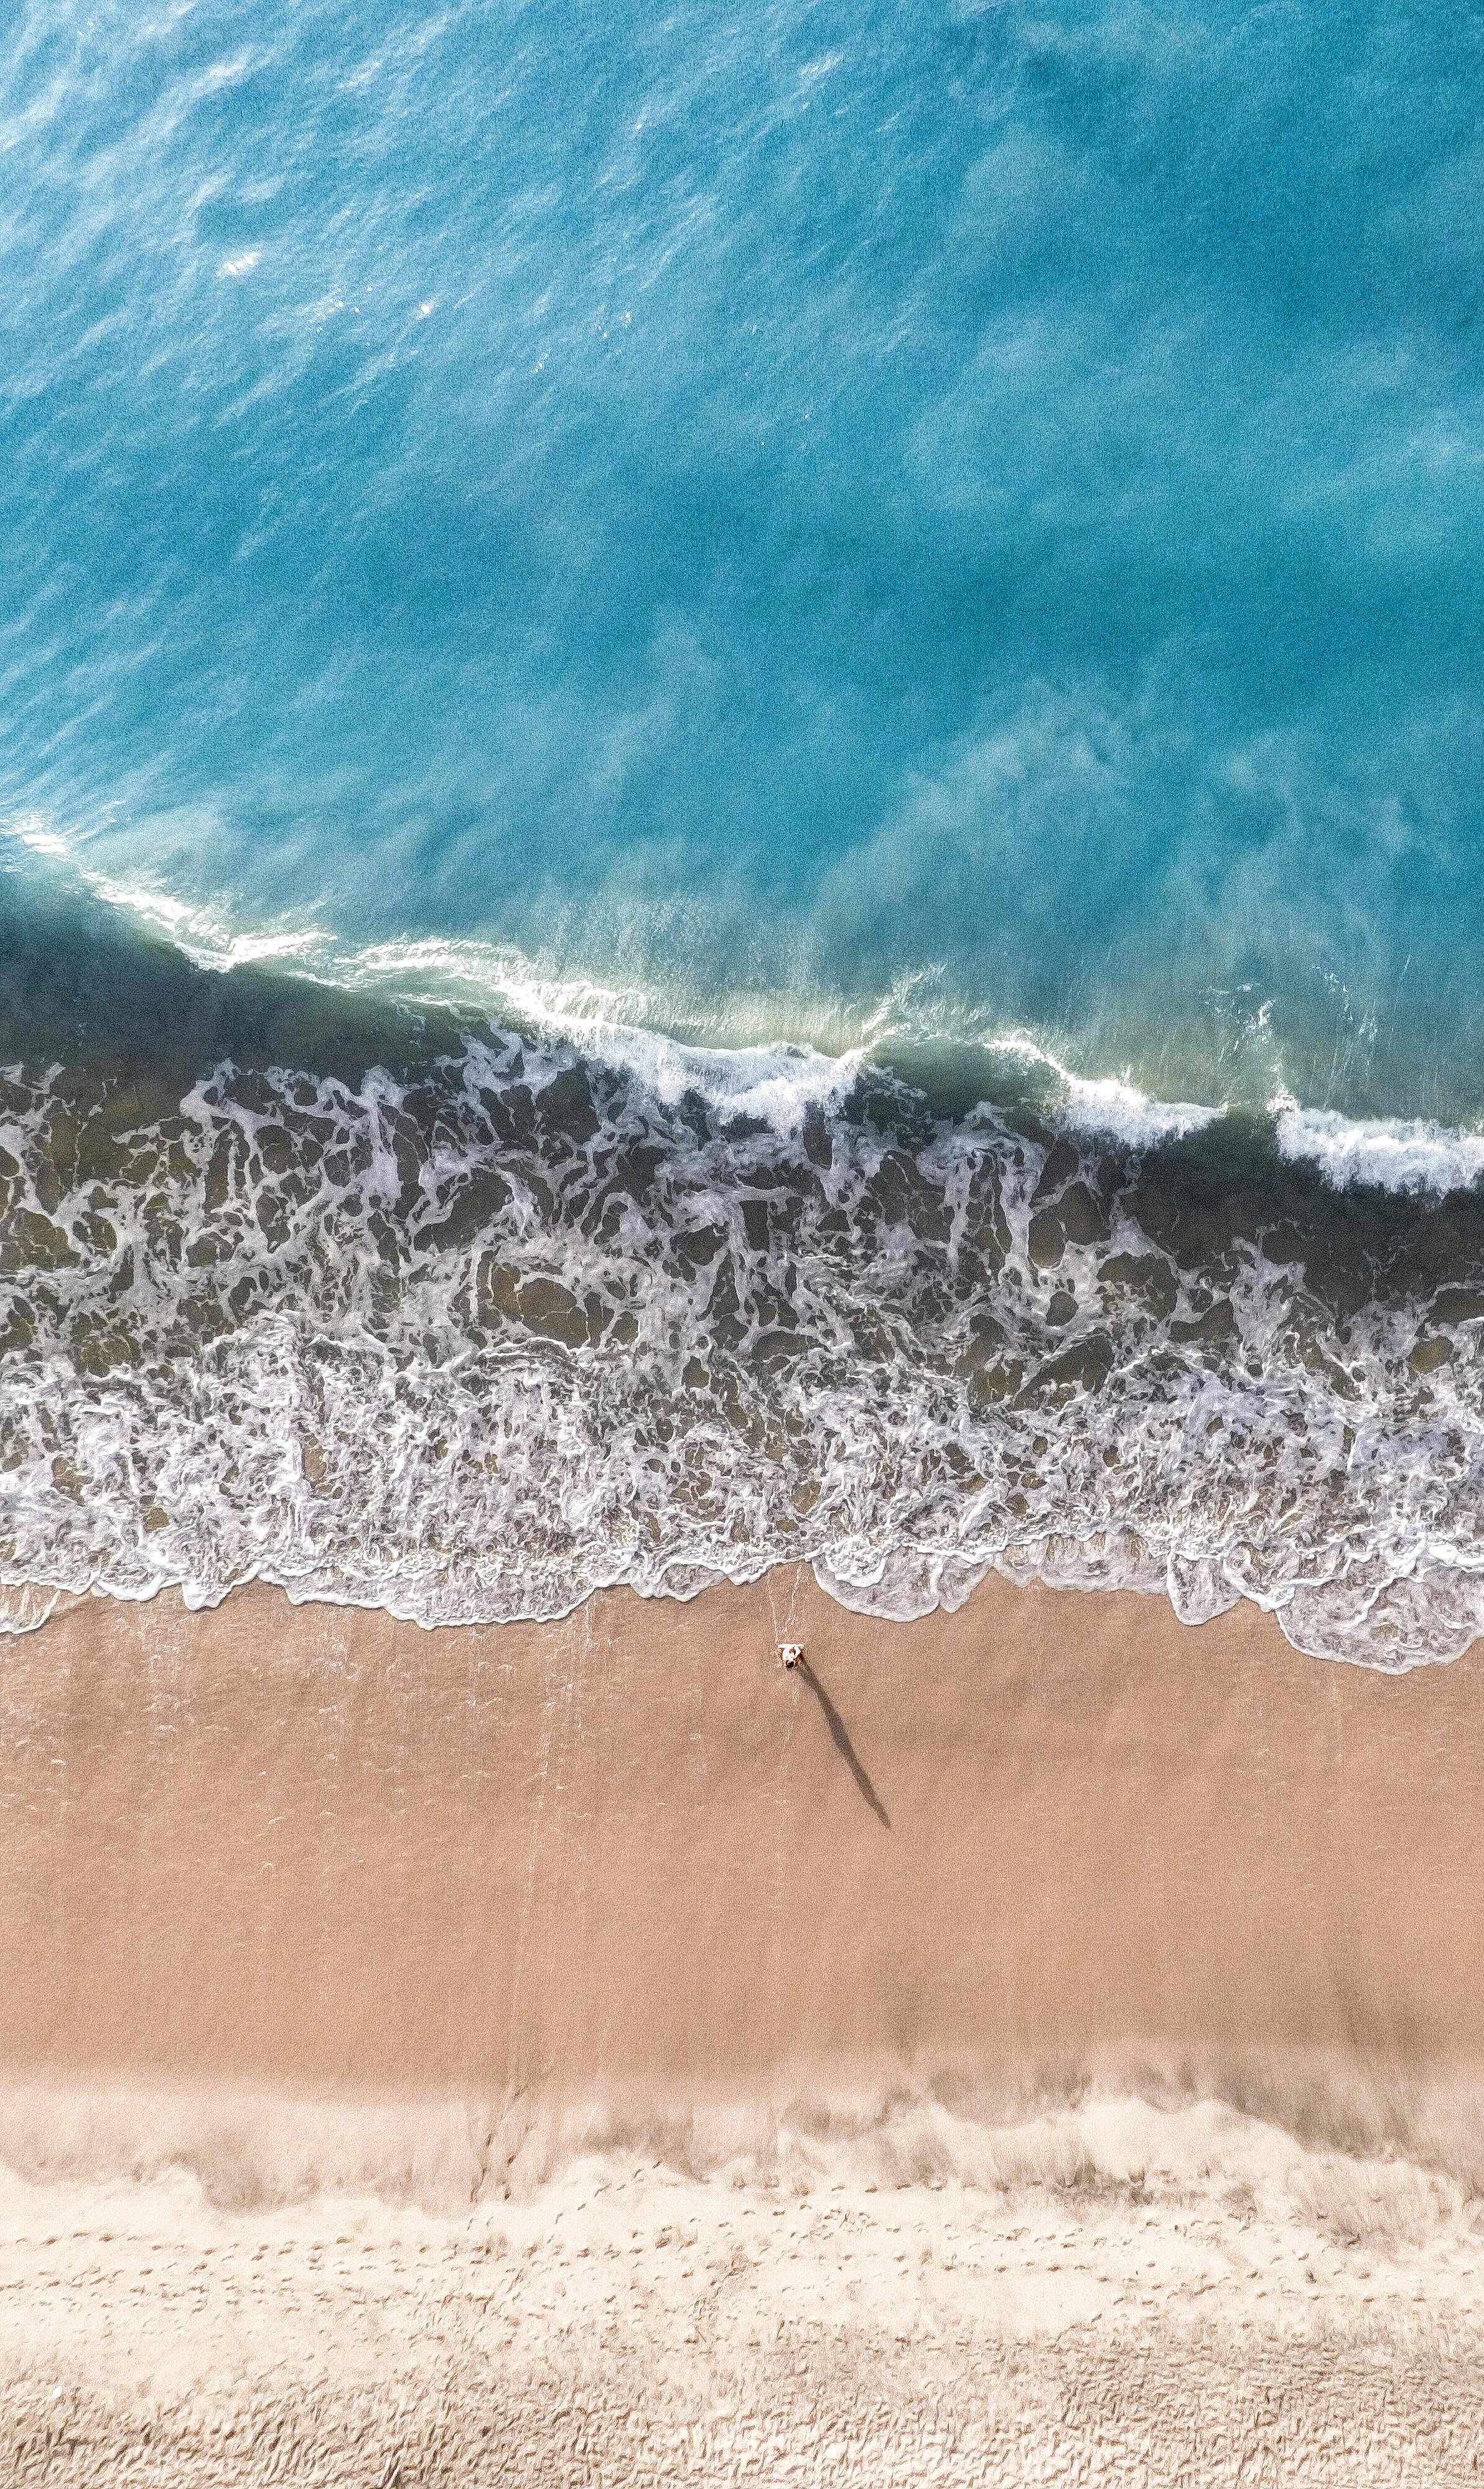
<box><xmin>5</xmin><ymin>0</ymin><xmax>1484</xmax><ymax>1663</ymax></box>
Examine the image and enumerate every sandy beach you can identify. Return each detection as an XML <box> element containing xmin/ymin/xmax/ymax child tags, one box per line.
<box><xmin>5</xmin><ymin>1571</ymin><xmax>1484</xmax><ymax>2481</ymax></box>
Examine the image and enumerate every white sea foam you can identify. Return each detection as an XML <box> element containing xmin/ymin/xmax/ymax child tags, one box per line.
<box><xmin>11</xmin><ymin>834</ymin><xmax>1484</xmax><ymax>1669</ymax></box>
<box><xmin>1</xmin><ymin>827</ymin><xmax>869</xmax><ymax>1128</ymax></box>
<box><xmin>963</xmin><ymin>1032</ymin><xmax>1223</xmax><ymax>1148</ymax></box>
<box><xmin>549</xmin><ymin>1022</ymin><xmax>862</xmax><ymax>1136</ymax></box>
<box><xmin>1275</xmin><ymin>1104</ymin><xmax>1484</xmax><ymax>1197</ymax></box>
<box><xmin>23</xmin><ymin>820</ymin><xmax>1484</xmax><ymax>1195</ymax></box>
<box><xmin>2</xmin><ymin>1019</ymin><xmax>1484</xmax><ymax>1669</ymax></box>
<box><xmin>1057</xmin><ymin>1074</ymin><xmax>1220</xmax><ymax>1149</ymax></box>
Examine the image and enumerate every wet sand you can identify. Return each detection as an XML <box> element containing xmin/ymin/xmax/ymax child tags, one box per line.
<box><xmin>5</xmin><ymin>1570</ymin><xmax>1484</xmax><ymax>2482</ymax></box>
<box><xmin>4</xmin><ymin>1567</ymin><xmax>1484</xmax><ymax>2098</ymax></box>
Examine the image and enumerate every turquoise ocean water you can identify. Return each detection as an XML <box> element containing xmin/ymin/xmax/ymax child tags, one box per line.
<box><xmin>6</xmin><ymin>0</ymin><xmax>1484</xmax><ymax>1662</ymax></box>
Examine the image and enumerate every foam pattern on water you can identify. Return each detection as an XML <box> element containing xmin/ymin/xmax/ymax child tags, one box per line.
<box><xmin>4</xmin><ymin>1027</ymin><xmax>1484</xmax><ymax>1666</ymax></box>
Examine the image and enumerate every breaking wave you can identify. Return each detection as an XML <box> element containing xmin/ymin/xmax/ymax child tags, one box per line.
<box><xmin>7</xmin><ymin>905</ymin><xmax>1484</xmax><ymax>1669</ymax></box>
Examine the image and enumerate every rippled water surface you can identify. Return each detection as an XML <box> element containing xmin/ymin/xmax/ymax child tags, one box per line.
<box><xmin>4</xmin><ymin>1</ymin><xmax>1484</xmax><ymax>1658</ymax></box>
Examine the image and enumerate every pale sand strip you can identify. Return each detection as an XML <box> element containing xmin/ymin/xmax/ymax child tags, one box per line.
<box><xmin>2</xmin><ymin>2115</ymin><xmax>1484</xmax><ymax>2487</ymax></box>
<box><xmin>4</xmin><ymin>1570</ymin><xmax>1484</xmax><ymax>2481</ymax></box>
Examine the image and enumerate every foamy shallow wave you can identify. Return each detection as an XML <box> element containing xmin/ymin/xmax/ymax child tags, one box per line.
<box><xmin>1056</xmin><ymin>1075</ymin><xmax>1220</xmax><ymax>1150</ymax></box>
<box><xmin>10</xmin><ymin>842</ymin><xmax>1484</xmax><ymax>1665</ymax></box>
<box><xmin>1276</xmin><ymin>1104</ymin><xmax>1484</xmax><ymax>1197</ymax></box>
<box><xmin>21</xmin><ymin>823</ymin><xmax>1484</xmax><ymax>1198</ymax></box>
<box><xmin>6</xmin><ymin>984</ymin><xmax>1484</xmax><ymax>1668</ymax></box>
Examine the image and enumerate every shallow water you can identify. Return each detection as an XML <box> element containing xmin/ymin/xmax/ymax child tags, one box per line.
<box><xmin>7</xmin><ymin>890</ymin><xmax>1484</xmax><ymax>1660</ymax></box>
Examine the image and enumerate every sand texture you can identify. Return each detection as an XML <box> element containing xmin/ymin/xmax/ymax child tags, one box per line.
<box><xmin>4</xmin><ymin>2103</ymin><xmax>1484</xmax><ymax>2485</ymax></box>
<box><xmin>5</xmin><ymin>1569</ymin><xmax>1484</xmax><ymax>2479</ymax></box>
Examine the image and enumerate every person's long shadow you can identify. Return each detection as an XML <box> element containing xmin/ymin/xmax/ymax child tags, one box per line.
<box><xmin>795</xmin><ymin>1659</ymin><xmax>890</xmax><ymax>1829</ymax></box>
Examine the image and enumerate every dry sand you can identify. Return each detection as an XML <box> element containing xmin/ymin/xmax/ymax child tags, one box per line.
<box><xmin>4</xmin><ymin>1569</ymin><xmax>1484</xmax><ymax>2482</ymax></box>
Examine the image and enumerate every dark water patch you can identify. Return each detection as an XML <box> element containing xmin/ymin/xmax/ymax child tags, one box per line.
<box><xmin>0</xmin><ymin>872</ymin><xmax>459</xmax><ymax>1096</ymax></box>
